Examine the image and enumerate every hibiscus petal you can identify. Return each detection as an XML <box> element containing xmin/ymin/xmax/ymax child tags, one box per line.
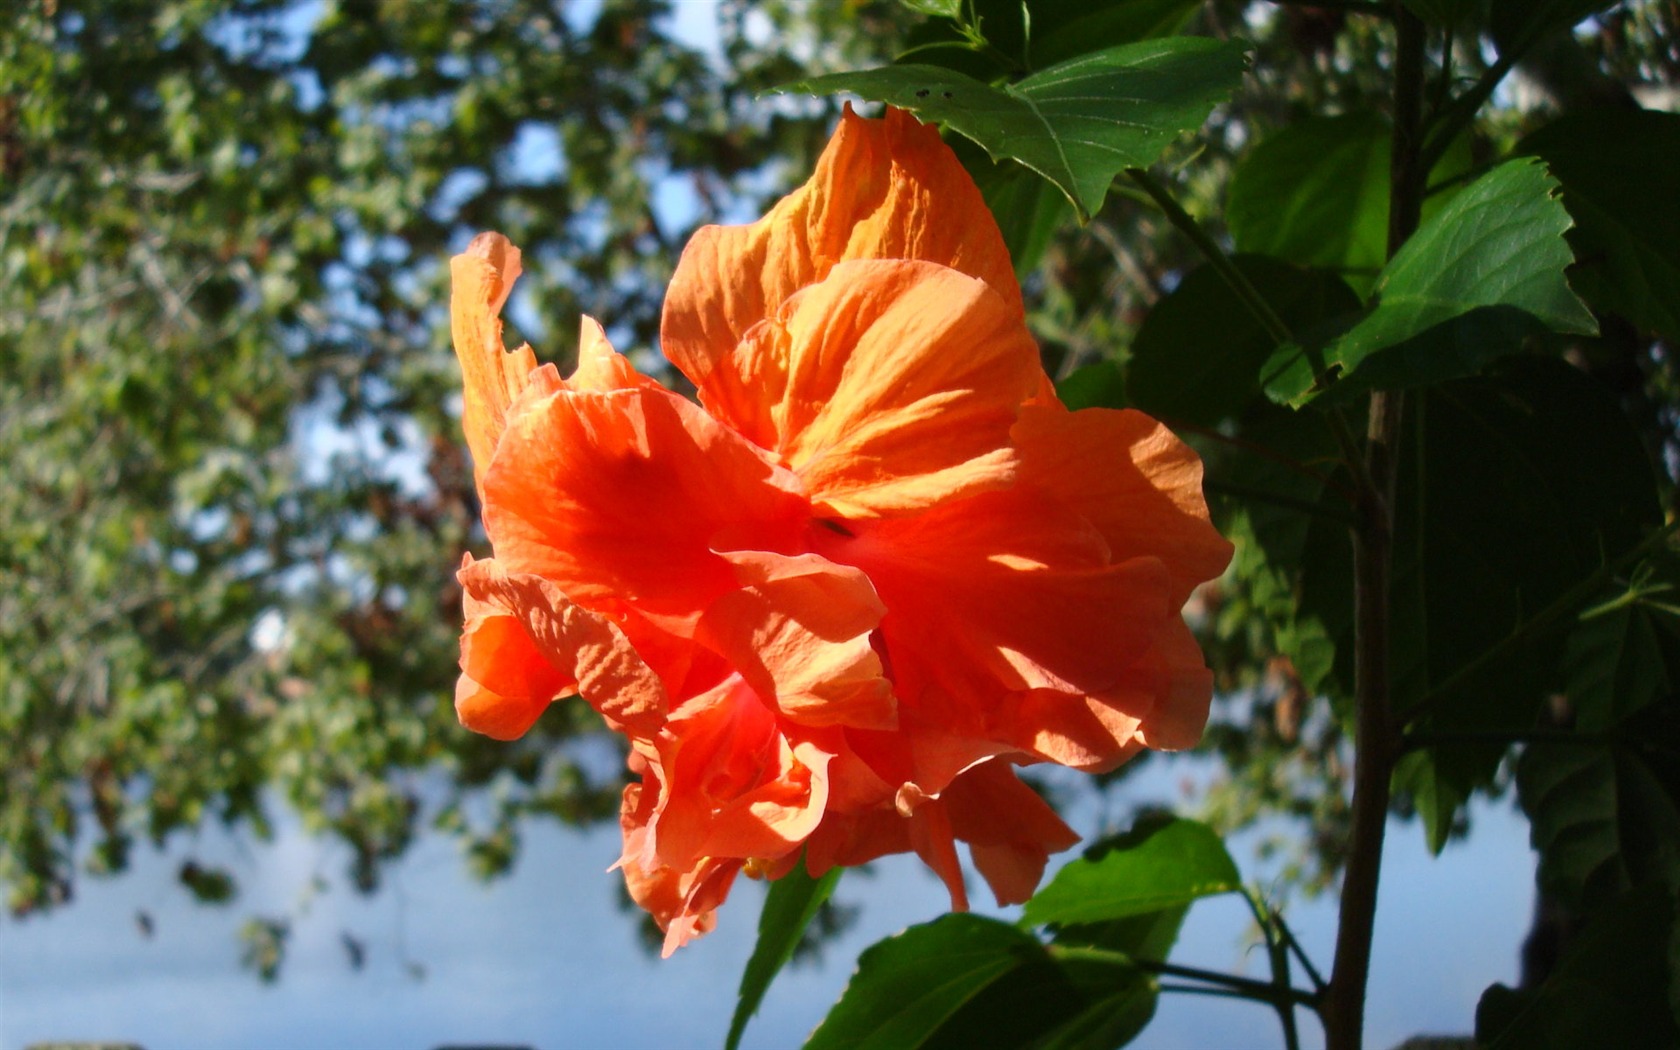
<box><xmin>457</xmin><ymin>556</ymin><xmax>668</xmax><ymax>737</ymax></box>
<box><xmin>742</xmin><ymin>259</ymin><xmax>1039</xmax><ymax>516</ymax></box>
<box><xmin>454</xmin><ymin>558</ymin><xmax>572</xmax><ymax>741</ymax></box>
<box><xmin>450</xmin><ymin>233</ymin><xmax>541</xmax><ymax>495</ymax></box>
<box><xmin>616</xmin><ymin>779</ymin><xmax>745</xmax><ymax>958</ymax></box>
<box><xmin>1014</xmin><ymin>404</ymin><xmax>1234</xmax><ymax>607</ymax></box>
<box><xmin>941</xmin><ymin>759</ymin><xmax>1080</xmax><ymax>906</ymax></box>
<box><xmin>647</xmin><ymin>675</ymin><xmax>835</xmax><ymax>869</ymax></box>
<box><xmin>662</xmin><ymin>106</ymin><xmax>1022</xmax><ymax>431</ymax></box>
<box><xmin>697</xmin><ymin>551</ymin><xmax>895</xmax><ymax>730</ymax></box>
<box><xmin>481</xmin><ymin>381</ymin><xmax>810</xmax><ymax>631</ymax></box>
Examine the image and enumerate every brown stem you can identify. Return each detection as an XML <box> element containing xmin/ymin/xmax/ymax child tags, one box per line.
<box><xmin>1322</xmin><ymin>5</ymin><xmax>1426</xmax><ymax>1048</ymax></box>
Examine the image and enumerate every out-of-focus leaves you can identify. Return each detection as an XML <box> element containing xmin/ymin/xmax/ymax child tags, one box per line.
<box><xmin>1263</xmin><ymin>160</ymin><xmax>1596</xmax><ymax>406</ymax></box>
<box><xmin>1491</xmin><ymin>0</ymin><xmax>1620</xmax><ymax>58</ymax></box>
<box><xmin>1127</xmin><ymin>255</ymin><xmax>1361</xmax><ymax>426</ymax></box>
<box><xmin>178</xmin><ymin>861</ymin><xmax>237</xmax><ymax>905</ymax></box>
<box><xmin>785</xmin><ymin>37</ymin><xmax>1250</xmax><ymax>219</ymax></box>
<box><xmin>1521</xmin><ymin>110</ymin><xmax>1680</xmax><ymax>343</ymax></box>
<box><xmin>0</xmin><ymin>0</ymin><xmax>886</xmax><ymax>946</ymax></box>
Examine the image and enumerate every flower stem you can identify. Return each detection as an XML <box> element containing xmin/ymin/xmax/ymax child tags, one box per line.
<box><xmin>1322</xmin><ymin>7</ymin><xmax>1426</xmax><ymax>1049</ymax></box>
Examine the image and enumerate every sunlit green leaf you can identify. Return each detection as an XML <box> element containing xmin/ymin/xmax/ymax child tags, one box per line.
<box><xmin>785</xmin><ymin>38</ymin><xmax>1250</xmax><ymax>219</ymax></box>
<box><xmin>1021</xmin><ymin>816</ymin><xmax>1241</xmax><ymax>928</ymax></box>
<box><xmin>1263</xmin><ymin>159</ymin><xmax>1596</xmax><ymax>406</ymax></box>
<box><xmin>727</xmin><ymin>863</ymin><xmax>843</xmax><ymax>1050</ymax></box>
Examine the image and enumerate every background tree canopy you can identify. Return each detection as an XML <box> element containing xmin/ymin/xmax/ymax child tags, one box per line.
<box><xmin>6</xmin><ymin>0</ymin><xmax>1680</xmax><ymax>1046</ymax></box>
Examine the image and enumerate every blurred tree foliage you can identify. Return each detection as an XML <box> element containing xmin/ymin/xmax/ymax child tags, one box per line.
<box><xmin>0</xmin><ymin>0</ymin><xmax>898</xmax><ymax>932</ymax></box>
<box><xmin>7</xmin><ymin>0</ymin><xmax>1678</xmax><ymax>990</ymax></box>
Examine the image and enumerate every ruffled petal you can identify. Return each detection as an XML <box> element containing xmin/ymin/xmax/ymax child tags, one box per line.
<box><xmin>456</xmin><ymin>556</ymin><xmax>667</xmax><ymax>737</ymax></box>
<box><xmin>616</xmin><ymin>779</ymin><xmax>744</xmax><ymax>958</ymax></box>
<box><xmin>732</xmin><ymin>259</ymin><xmax>1038</xmax><ymax>517</ymax></box>
<box><xmin>662</xmin><ymin>106</ymin><xmax>1022</xmax><ymax>431</ymax></box>
<box><xmin>697</xmin><ymin>551</ymin><xmax>895</xmax><ymax>730</ymax></box>
<box><xmin>941</xmin><ymin>759</ymin><xmax>1080</xmax><ymax>906</ymax></box>
<box><xmin>811</xmin><ymin>485</ymin><xmax>1176</xmax><ymax>787</ymax></box>
<box><xmin>450</xmin><ymin>233</ymin><xmax>548</xmax><ymax>498</ymax></box>
<box><xmin>647</xmin><ymin>674</ymin><xmax>835</xmax><ymax>869</ymax></box>
<box><xmin>481</xmin><ymin>381</ymin><xmax>811</xmax><ymax>632</ymax></box>
<box><xmin>1014</xmin><ymin>404</ymin><xmax>1234</xmax><ymax>607</ymax></box>
<box><xmin>454</xmin><ymin>555</ymin><xmax>572</xmax><ymax>741</ymax></box>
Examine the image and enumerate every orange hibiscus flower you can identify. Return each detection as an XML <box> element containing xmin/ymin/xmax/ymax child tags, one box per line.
<box><xmin>448</xmin><ymin>106</ymin><xmax>1233</xmax><ymax>955</ymax></box>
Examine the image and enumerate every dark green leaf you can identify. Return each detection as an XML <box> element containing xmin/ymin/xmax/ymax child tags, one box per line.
<box><xmin>1567</xmin><ymin>601</ymin><xmax>1671</xmax><ymax>733</ymax></box>
<box><xmin>784</xmin><ymin>38</ymin><xmax>1250</xmax><ymax>219</ymax></box>
<box><xmin>949</xmin><ymin>134</ymin><xmax>1075</xmax><ymax>276</ymax></box>
<box><xmin>1226</xmin><ymin>111</ymin><xmax>1471</xmax><ymax>295</ymax></box>
<box><xmin>1522</xmin><ymin>110</ymin><xmax>1680</xmax><ymax>342</ymax></box>
<box><xmin>178</xmin><ymin>860</ymin><xmax>237</xmax><ymax>905</ymax></box>
<box><xmin>1127</xmin><ymin>255</ymin><xmax>1361</xmax><ymax>426</ymax></box>
<box><xmin>897</xmin><ymin>0</ymin><xmax>1205</xmax><ymax>80</ymax></box>
<box><xmin>1402</xmin><ymin>0</ymin><xmax>1480</xmax><ymax>25</ymax></box>
<box><xmin>1021</xmin><ymin>816</ymin><xmax>1241</xmax><ymax>928</ymax></box>
<box><xmin>1263</xmin><ymin>159</ymin><xmax>1596</xmax><ymax>406</ymax></box>
<box><xmin>1387</xmin><ymin>357</ymin><xmax>1661</xmax><ymax>851</ymax></box>
<box><xmin>1491</xmin><ymin>0</ymin><xmax>1619</xmax><ymax>58</ymax></box>
<box><xmin>1057</xmin><ymin>360</ymin><xmax>1128</xmax><ymax>411</ymax></box>
<box><xmin>1050</xmin><ymin>905</ymin><xmax>1189</xmax><ymax>963</ymax></box>
<box><xmin>1227</xmin><ymin>113</ymin><xmax>1392</xmax><ymax>284</ymax></box>
<box><xmin>803</xmin><ymin>914</ymin><xmax>1151</xmax><ymax>1050</ymax></box>
<box><xmin>727</xmin><ymin>863</ymin><xmax>843</xmax><ymax>1050</ymax></box>
<box><xmin>1518</xmin><ymin>744</ymin><xmax>1632</xmax><ymax>910</ymax></box>
<box><xmin>1476</xmin><ymin>882</ymin><xmax>1680</xmax><ymax>1049</ymax></box>
<box><xmin>1035</xmin><ymin>951</ymin><xmax>1159</xmax><ymax>1050</ymax></box>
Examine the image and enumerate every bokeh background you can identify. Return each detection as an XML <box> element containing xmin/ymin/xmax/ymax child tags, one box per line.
<box><xmin>6</xmin><ymin>0</ymin><xmax>1675</xmax><ymax>1046</ymax></box>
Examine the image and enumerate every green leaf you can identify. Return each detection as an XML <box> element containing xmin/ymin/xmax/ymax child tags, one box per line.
<box><xmin>783</xmin><ymin>38</ymin><xmax>1250</xmax><ymax>220</ymax></box>
<box><xmin>1206</xmin><ymin>406</ymin><xmax>1352</xmax><ymax>698</ymax></box>
<box><xmin>1035</xmin><ymin>951</ymin><xmax>1159</xmax><ymax>1050</ymax></box>
<box><xmin>727</xmin><ymin>863</ymin><xmax>843</xmax><ymax>1050</ymax></box>
<box><xmin>1056</xmin><ymin>360</ymin><xmax>1128</xmax><ymax>411</ymax></box>
<box><xmin>1518</xmin><ymin>743</ymin><xmax>1632</xmax><ymax>910</ymax></box>
<box><xmin>1127</xmin><ymin>255</ymin><xmax>1361</xmax><ymax>426</ymax></box>
<box><xmin>949</xmin><ymin>134</ymin><xmax>1074</xmax><ymax>277</ymax></box>
<box><xmin>1476</xmin><ymin>882</ymin><xmax>1680</xmax><ymax>1049</ymax></box>
<box><xmin>1491</xmin><ymin>0</ymin><xmax>1619</xmax><ymax>58</ymax></box>
<box><xmin>1262</xmin><ymin>159</ymin><xmax>1597</xmax><ymax>406</ymax></box>
<box><xmin>1227</xmin><ymin>111</ymin><xmax>1472</xmax><ymax>295</ymax></box>
<box><xmin>899</xmin><ymin>0</ymin><xmax>964</xmax><ymax>18</ymax></box>
<box><xmin>1566</xmin><ymin>600</ymin><xmax>1671</xmax><ymax>733</ymax></box>
<box><xmin>1227</xmin><ymin>113</ymin><xmax>1392</xmax><ymax>286</ymax></box>
<box><xmin>1020</xmin><ymin>816</ymin><xmax>1241</xmax><ymax>928</ymax></box>
<box><xmin>803</xmin><ymin>914</ymin><xmax>1151</xmax><ymax>1050</ymax></box>
<box><xmin>1402</xmin><ymin>0</ymin><xmax>1479</xmax><ymax>25</ymax></box>
<box><xmin>897</xmin><ymin>0</ymin><xmax>1205</xmax><ymax>80</ymax></box>
<box><xmin>1386</xmin><ymin>357</ymin><xmax>1662</xmax><ymax>851</ymax></box>
<box><xmin>1522</xmin><ymin>110</ymin><xmax>1680</xmax><ymax>343</ymax></box>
